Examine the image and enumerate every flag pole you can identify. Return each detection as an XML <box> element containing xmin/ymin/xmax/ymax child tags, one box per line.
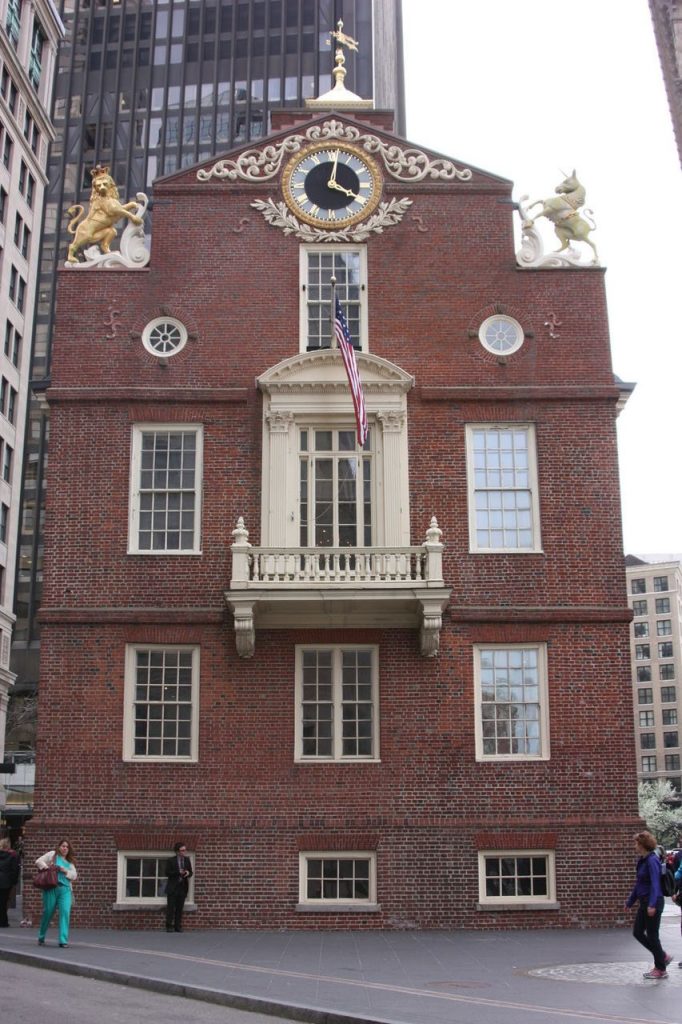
<box><xmin>330</xmin><ymin>275</ymin><xmax>337</xmax><ymax>349</ymax></box>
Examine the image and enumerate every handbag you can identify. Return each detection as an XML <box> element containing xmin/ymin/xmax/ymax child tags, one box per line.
<box><xmin>33</xmin><ymin>864</ymin><xmax>59</xmax><ymax>889</ymax></box>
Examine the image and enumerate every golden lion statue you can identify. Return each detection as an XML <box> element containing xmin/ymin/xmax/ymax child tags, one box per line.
<box><xmin>66</xmin><ymin>165</ymin><xmax>143</xmax><ymax>264</ymax></box>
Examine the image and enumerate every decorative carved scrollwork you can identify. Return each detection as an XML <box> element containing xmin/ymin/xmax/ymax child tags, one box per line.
<box><xmin>251</xmin><ymin>196</ymin><xmax>413</xmax><ymax>243</ymax></box>
<box><xmin>197</xmin><ymin>120</ymin><xmax>472</xmax><ymax>184</ymax></box>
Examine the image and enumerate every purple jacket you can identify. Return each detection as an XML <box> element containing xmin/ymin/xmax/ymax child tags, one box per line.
<box><xmin>626</xmin><ymin>852</ymin><xmax>663</xmax><ymax>908</ymax></box>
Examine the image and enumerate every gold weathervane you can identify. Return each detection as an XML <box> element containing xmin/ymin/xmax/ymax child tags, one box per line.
<box><xmin>327</xmin><ymin>19</ymin><xmax>359</xmax><ymax>89</ymax></box>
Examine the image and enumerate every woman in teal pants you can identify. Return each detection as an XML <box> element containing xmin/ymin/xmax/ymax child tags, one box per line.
<box><xmin>36</xmin><ymin>840</ymin><xmax>77</xmax><ymax>947</ymax></box>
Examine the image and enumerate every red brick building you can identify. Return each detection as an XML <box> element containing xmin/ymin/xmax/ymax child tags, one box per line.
<box><xmin>27</xmin><ymin>100</ymin><xmax>639</xmax><ymax>930</ymax></box>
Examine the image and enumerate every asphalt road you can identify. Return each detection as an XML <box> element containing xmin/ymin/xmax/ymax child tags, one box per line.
<box><xmin>5</xmin><ymin>960</ymin><xmax>300</xmax><ymax>1024</ymax></box>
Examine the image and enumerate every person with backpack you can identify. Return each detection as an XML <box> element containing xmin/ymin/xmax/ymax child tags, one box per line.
<box><xmin>625</xmin><ymin>831</ymin><xmax>673</xmax><ymax>979</ymax></box>
<box><xmin>673</xmin><ymin>855</ymin><xmax>682</xmax><ymax>968</ymax></box>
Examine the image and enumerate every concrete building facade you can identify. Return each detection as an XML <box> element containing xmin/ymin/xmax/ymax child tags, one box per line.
<box><xmin>0</xmin><ymin>0</ymin><xmax>63</xmax><ymax>818</ymax></box>
<box><xmin>626</xmin><ymin>555</ymin><xmax>682</xmax><ymax>792</ymax></box>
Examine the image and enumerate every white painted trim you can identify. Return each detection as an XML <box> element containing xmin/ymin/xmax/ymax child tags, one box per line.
<box><xmin>473</xmin><ymin>643</ymin><xmax>550</xmax><ymax>762</ymax></box>
<box><xmin>128</xmin><ymin>423</ymin><xmax>203</xmax><ymax>555</ymax></box>
<box><xmin>477</xmin><ymin>849</ymin><xmax>556</xmax><ymax>906</ymax></box>
<box><xmin>116</xmin><ymin>850</ymin><xmax>195</xmax><ymax>905</ymax></box>
<box><xmin>465</xmin><ymin>423</ymin><xmax>542</xmax><ymax>553</ymax></box>
<box><xmin>298</xmin><ymin>850</ymin><xmax>377</xmax><ymax>905</ymax></box>
<box><xmin>294</xmin><ymin>644</ymin><xmax>379</xmax><ymax>762</ymax></box>
<box><xmin>122</xmin><ymin>644</ymin><xmax>200</xmax><ymax>763</ymax></box>
<box><xmin>298</xmin><ymin>244</ymin><xmax>368</xmax><ymax>353</ymax></box>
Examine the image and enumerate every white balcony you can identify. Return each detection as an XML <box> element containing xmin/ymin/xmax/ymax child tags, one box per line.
<box><xmin>226</xmin><ymin>517</ymin><xmax>451</xmax><ymax>658</ymax></box>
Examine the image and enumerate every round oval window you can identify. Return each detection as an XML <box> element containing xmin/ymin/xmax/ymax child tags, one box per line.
<box><xmin>478</xmin><ymin>315</ymin><xmax>524</xmax><ymax>355</ymax></box>
<box><xmin>142</xmin><ymin>318</ymin><xmax>188</xmax><ymax>357</ymax></box>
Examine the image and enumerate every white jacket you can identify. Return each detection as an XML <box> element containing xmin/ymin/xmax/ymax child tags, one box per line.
<box><xmin>35</xmin><ymin>850</ymin><xmax>77</xmax><ymax>881</ymax></box>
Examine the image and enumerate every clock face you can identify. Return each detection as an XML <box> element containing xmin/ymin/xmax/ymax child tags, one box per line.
<box><xmin>282</xmin><ymin>143</ymin><xmax>382</xmax><ymax>227</ymax></box>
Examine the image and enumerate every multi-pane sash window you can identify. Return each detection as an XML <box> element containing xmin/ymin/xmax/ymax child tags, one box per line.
<box><xmin>661</xmin><ymin>686</ymin><xmax>676</xmax><ymax>703</ymax></box>
<box><xmin>636</xmin><ymin>666</ymin><xmax>652</xmax><ymax>682</ymax></box>
<box><xmin>474</xmin><ymin>645</ymin><xmax>549</xmax><ymax>760</ymax></box>
<box><xmin>632</xmin><ymin>600</ymin><xmax>648</xmax><ymax>616</ymax></box>
<box><xmin>665</xmin><ymin>754</ymin><xmax>681</xmax><ymax>771</ymax></box>
<box><xmin>299</xmin><ymin>852</ymin><xmax>375</xmax><ymax>905</ymax></box>
<box><xmin>118</xmin><ymin>851</ymin><xmax>194</xmax><ymax>905</ymax></box>
<box><xmin>295</xmin><ymin>646</ymin><xmax>377</xmax><ymax>761</ymax></box>
<box><xmin>631</xmin><ymin>578</ymin><xmax>646</xmax><ymax>594</ymax></box>
<box><xmin>129</xmin><ymin>426</ymin><xmax>202</xmax><ymax>553</ymax></box>
<box><xmin>664</xmin><ymin>731</ymin><xmax>679</xmax><ymax>748</ymax></box>
<box><xmin>638</xmin><ymin>688</ymin><xmax>653</xmax><ymax>704</ymax></box>
<box><xmin>658</xmin><ymin>642</ymin><xmax>674</xmax><ymax>659</ymax></box>
<box><xmin>5</xmin><ymin>0</ymin><xmax>21</xmax><ymax>47</ymax></box>
<box><xmin>478</xmin><ymin>852</ymin><xmax>555</xmax><ymax>905</ymax></box>
<box><xmin>635</xmin><ymin>644</ymin><xmax>650</xmax><ymax>660</ymax></box>
<box><xmin>641</xmin><ymin>756</ymin><xmax>657</xmax><ymax>773</ymax></box>
<box><xmin>657</xmin><ymin>620</ymin><xmax>672</xmax><ymax>636</ymax></box>
<box><xmin>466</xmin><ymin>425</ymin><xmax>540</xmax><ymax>551</ymax></box>
<box><xmin>639</xmin><ymin>711</ymin><xmax>655</xmax><ymax>727</ymax></box>
<box><xmin>640</xmin><ymin>733</ymin><xmax>655</xmax><ymax>749</ymax></box>
<box><xmin>0</xmin><ymin>503</ymin><xmax>8</xmax><ymax>544</ymax></box>
<box><xmin>660</xmin><ymin>665</ymin><xmax>675</xmax><ymax>680</ymax></box>
<box><xmin>299</xmin><ymin>428</ymin><xmax>372</xmax><ymax>548</ymax></box>
<box><xmin>300</xmin><ymin>246</ymin><xmax>366</xmax><ymax>351</ymax></box>
<box><xmin>633</xmin><ymin>622</ymin><xmax>649</xmax><ymax>638</ymax></box>
<box><xmin>124</xmin><ymin>645</ymin><xmax>199</xmax><ymax>761</ymax></box>
<box><xmin>663</xmin><ymin>709</ymin><xmax>678</xmax><ymax>726</ymax></box>
<box><xmin>654</xmin><ymin>576</ymin><xmax>669</xmax><ymax>592</ymax></box>
<box><xmin>656</xmin><ymin>598</ymin><xmax>670</xmax><ymax>614</ymax></box>
<box><xmin>28</xmin><ymin>19</ymin><xmax>45</xmax><ymax>89</ymax></box>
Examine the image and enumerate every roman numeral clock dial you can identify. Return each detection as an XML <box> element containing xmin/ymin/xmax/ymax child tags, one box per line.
<box><xmin>282</xmin><ymin>143</ymin><xmax>383</xmax><ymax>228</ymax></box>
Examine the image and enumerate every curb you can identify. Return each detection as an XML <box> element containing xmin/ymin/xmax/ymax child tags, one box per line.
<box><xmin>1</xmin><ymin>947</ymin><xmax>394</xmax><ymax>1024</ymax></box>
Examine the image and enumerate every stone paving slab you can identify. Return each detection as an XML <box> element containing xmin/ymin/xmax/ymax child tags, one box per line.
<box><xmin>1</xmin><ymin>906</ymin><xmax>681</xmax><ymax>1024</ymax></box>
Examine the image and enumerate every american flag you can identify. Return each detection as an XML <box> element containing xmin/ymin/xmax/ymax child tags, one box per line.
<box><xmin>334</xmin><ymin>296</ymin><xmax>368</xmax><ymax>447</ymax></box>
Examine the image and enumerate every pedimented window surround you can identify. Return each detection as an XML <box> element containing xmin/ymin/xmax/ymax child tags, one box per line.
<box><xmin>226</xmin><ymin>349</ymin><xmax>451</xmax><ymax>658</ymax></box>
<box><xmin>258</xmin><ymin>348</ymin><xmax>414</xmax><ymax>547</ymax></box>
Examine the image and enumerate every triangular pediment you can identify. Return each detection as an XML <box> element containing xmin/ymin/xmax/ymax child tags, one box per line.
<box><xmin>258</xmin><ymin>348</ymin><xmax>414</xmax><ymax>396</ymax></box>
<box><xmin>154</xmin><ymin>111</ymin><xmax>511</xmax><ymax>190</ymax></box>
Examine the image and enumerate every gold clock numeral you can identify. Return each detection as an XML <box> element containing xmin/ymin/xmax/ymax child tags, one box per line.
<box><xmin>328</xmin><ymin>209</ymin><xmax>337</xmax><ymax>220</ymax></box>
<box><xmin>309</xmin><ymin>204</ymin><xmax>319</xmax><ymax>216</ymax></box>
<box><xmin>292</xmin><ymin>181</ymin><xmax>304</xmax><ymax>190</ymax></box>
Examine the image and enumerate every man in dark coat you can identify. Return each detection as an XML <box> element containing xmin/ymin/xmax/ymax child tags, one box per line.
<box><xmin>0</xmin><ymin>837</ymin><xmax>21</xmax><ymax>927</ymax></box>
<box><xmin>164</xmin><ymin>841</ymin><xmax>193</xmax><ymax>932</ymax></box>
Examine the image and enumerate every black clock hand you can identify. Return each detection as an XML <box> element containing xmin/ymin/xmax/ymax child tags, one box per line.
<box><xmin>327</xmin><ymin>180</ymin><xmax>359</xmax><ymax>199</ymax></box>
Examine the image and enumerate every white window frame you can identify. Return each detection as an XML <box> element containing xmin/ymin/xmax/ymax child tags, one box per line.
<box><xmin>258</xmin><ymin>354</ymin><xmax>413</xmax><ymax>550</ymax></box>
<box><xmin>128</xmin><ymin>424</ymin><xmax>203</xmax><ymax>554</ymax></box>
<box><xmin>141</xmin><ymin>317</ymin><xmax>188</xmax><ymax>358</ymax></box>
<box><xmin>298</xmin><ymin>851</ymin><xmax>377</xmax><ymax>907</ymax></box>
<box><xmin>299</xmin><ymin>244</ymin><xmax>368</xmax><ymax>353</ymax></box>
<box><xmin>465</xmin><ymin>424</ymin><xmax>542</xmax><ymax>553</ymax></box>
<box><xmin>473</xmin><ymin>643</ymin><xmax>550</xmax><ymax>762</ymax></box>
<box><xmin>116</xmin><ymin>850</ymin><xmax>195</xmax><ymax>907</ymax></box>
<box><xmin>295</xmin><ymin>645</ymin><xmax>379</xmax><ymax>762</ymax></box>
<box><xmin>477</xmin><ymin>850</ymin><xmax>556</xmax><ymax>907</ymax></box>
<box><xmin>122</xmin><ymin>644</ymin><xmax>200</xmax><ymax>763</ymax></box>
<box><xmin>478</xmin><ymin>315</ymin><xmax>524</xmax><ymax>356</ymax></box>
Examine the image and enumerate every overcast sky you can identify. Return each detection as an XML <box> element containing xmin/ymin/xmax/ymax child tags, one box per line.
<box><xmin>400</xmin><ymin>0</ymin><xmax>682</xmax><ymax>556</ymax></box>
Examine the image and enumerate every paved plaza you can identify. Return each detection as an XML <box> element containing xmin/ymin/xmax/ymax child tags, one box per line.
<box><xmin>1</xmin><ymin>902</ymin><xmax>681</xmax><ymax>1024</ymax></box>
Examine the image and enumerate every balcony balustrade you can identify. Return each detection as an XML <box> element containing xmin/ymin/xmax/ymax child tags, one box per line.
<box><xmin>226</xmin><ymin>517</ymin><xmax>450</xmax><ymax>659</ymax></box>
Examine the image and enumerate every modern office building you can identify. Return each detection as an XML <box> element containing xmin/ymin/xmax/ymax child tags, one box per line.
<box><xmin>0</xmin><ymin>0</ymin><xmax>63</xmax><ymax>821</ymax></box>
<box><xmin>9</xmin><ymin>0</ymin><xmax>405</xmax><ymax>802</ymax></box>
<box><xmin>648</xmin><ymin>0</ymin><xmax>682</xmax><ymax>169</ymax></box>
<box><xmin>626</xmin><ymin>555</ymin><xmax>682</xmax><ymax>792</ymax></box>
<box><xmin>24</xmin><ymin>51</ymin><xmax>640</xmax><ymax>928</ymax></box>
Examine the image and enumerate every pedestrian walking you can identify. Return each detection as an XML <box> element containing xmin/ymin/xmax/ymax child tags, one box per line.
<box><xmin>673</xmin><ymin>857</ymin><xmax>682</xmax><ymax>968</ymax></box>
<box><xmin>164</xmin><ymin>841</ymin><xmax>192</xmax><ymax>932</ymax></box>
<box><xmin>35</xmin><ymin>840</ymin><xmax>77</xmax><ymax>948</ymax></box>
<box><xmin>625</xmin><ymin>830</ymin><xmax>671</xmax><ymax>979</ymax></box>
<box><xmin>0</xmin><ymin>837</ymin><xmax>21</xmax><ymax>927</ymax></box>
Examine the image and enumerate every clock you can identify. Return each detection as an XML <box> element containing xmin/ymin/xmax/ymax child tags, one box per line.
<box><xmin>282</xmin><ymin>142</ymin><xmax>382</xmax><ymax>228</ymax></box>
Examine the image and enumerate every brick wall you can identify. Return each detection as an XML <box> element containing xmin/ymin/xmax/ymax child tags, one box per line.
<box><xmin>28</xmin><ymin>112</ymin><xmax>640</xmax><ymax>930</ymax></box>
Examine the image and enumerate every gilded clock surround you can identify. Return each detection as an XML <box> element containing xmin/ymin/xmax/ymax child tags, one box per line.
<box><xmin>281</xmin><ymin>142</ymin><xmax>383</xmax><ymax>228</ymax></box>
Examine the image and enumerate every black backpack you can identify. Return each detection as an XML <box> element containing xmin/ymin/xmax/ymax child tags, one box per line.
<box><xmin>659</xmin><ymin>855</ymin><xmax>675</xmax><ymax>897</ymax></box>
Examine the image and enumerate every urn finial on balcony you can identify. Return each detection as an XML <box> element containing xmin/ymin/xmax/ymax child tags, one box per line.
<box><xmin>425</xmin><ymin>516</ymin><xmax>442</xmax><ymax>545</ymax></box>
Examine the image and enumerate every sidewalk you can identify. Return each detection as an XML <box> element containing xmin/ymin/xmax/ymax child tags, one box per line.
<box><xmin>1</xmin><ymin>903</ymin><xmax>681</xmax><ymax>1024</ymax></box>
